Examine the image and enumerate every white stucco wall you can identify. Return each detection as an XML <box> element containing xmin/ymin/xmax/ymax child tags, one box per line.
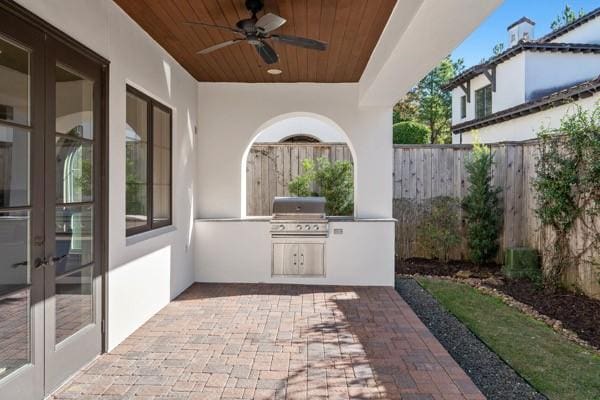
<box><xmin>194</xmin><ymin>220</ymin><xmax>395</xmax><ymax>286</ymax></box>
<box><xmin>253</xmin><ymin>116</ymin><xmax>346</xmax><ymax>143</ymax></box>
<box><xmin>524</xmin><ymin>52</ymin><xmax>600</xmax><ymax>100</ymax></box>
<box><xmin>455</xmin><ymin>92</ymin><xmax>600</xmax><ymax>143</ymax></box>
<box><xmin>196</xmin><ymin>83</ymin><xmax>393</xmax><ymax>219</ymax></box>
<box><xmin>549</xmin><ymin>17</ymin><xmax>600</xmax><ymax>44</ymax></box>
<box><xmin>360</xmin><ymin>0</ymin><xmax>502</xmax><ymax>106</ymax></box>
<box><xmin>494</xmin><ymin>53</ymin><xmax>527</xmax><ymax>111</ymax></box>
<box><xmin>16</xmin><ymin>0</ymin><xmax>198</xmax><ymax>350</ymax></box>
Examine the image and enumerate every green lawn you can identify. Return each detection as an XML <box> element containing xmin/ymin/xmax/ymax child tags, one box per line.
<box><xmin>417</xmin><ymin>277</ymin><xmax>600</xmax><ymax>400</ymax></box>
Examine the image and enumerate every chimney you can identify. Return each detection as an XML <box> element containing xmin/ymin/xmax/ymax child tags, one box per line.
<box><xmin>507</xmin><ymin>17</ymin><xmax>535</xmax><ymax>47</ymax></box>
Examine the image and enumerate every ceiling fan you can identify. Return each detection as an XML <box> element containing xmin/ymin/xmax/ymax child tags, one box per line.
<box><xmin>185</xmin><ymin>0</ymin><xmax>327</xmax><ymax>65</ymax></box>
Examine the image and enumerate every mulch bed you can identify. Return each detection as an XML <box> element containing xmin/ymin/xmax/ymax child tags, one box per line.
<box><xmin>397</xmin><ymin>258</ymin><xmax>600</xmax><ymax>350</ymax></box>
<box><xmin>396</xmin><ymin>257</ymin><xmax>500</xmax><ymax>278</ymax></box>
<box><xmin>493</xmin><ymin>279</ymin><xmax>600</xmax><ymax>349</ymax></box>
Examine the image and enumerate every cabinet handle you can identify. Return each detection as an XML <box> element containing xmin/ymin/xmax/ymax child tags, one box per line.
<box><xmin>293</xmin><ymin>253</ymin><xmax>297</xmax><ymax>265</ymax></box>
<box><xmin>300</xmin><ymin>253</ymin><xmax>304</xmax><ymax>265</ymax></box>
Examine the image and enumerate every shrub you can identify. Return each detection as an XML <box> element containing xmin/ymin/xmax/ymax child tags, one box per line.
<box><xmin>416</xmin><ymin>196</ymin><xmax>462</xmax><ymax>262</ymax></box>
<box><xmin>462</xmin><ymin>141</ymin><xmax>502</xmax><ymax>264</ymax></box>
<box><xmin>288</xmin><ymin>157</ymin><xmax>354</xmax><ymax>216</ymax></box>
<box><xmin>393</xmin><ymin>121</ymin><xmax>430</xmax><ymax>144</ymax></box>
<box><xmin>287</xmin><ymin>159</ymin><xmax>315</xmax><ymax>197</ymax></box>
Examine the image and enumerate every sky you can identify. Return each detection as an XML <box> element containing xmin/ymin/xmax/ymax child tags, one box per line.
<box><xmin>452</xmin><ymin>0</ymin><xmax>599</xmax><ymax>68</ymax></box>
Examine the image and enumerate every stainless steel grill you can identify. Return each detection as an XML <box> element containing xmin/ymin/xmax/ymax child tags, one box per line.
<box><xmin>270</xmin><ymin>197</ymin><xmax>329</xmax><ymax>237</ymax></box>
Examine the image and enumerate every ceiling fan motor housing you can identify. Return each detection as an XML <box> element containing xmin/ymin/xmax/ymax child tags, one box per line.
<box><xmin>245</xmin><ymin>0</ymin><xmax>264</xmax><ymax>16</ymax></box>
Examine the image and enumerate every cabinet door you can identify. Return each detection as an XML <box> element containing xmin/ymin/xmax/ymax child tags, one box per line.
<box><xmin>272</xmin><ymin>243</ymin><xmax>299</xmax><ymax>275</ymax></box>
<box><xmin>299</xmin><ymin>243</ymin><xmax>324</xmax><ymax>276</ymax></box>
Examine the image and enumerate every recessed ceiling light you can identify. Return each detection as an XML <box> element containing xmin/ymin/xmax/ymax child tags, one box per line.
<box><xmin>267</xmin><ymin>68</ymin><xmax>283</xmax><ymax>75</ymax></box>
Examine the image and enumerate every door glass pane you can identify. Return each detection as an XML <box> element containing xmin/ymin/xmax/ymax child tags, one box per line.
<box><xmin>55</xmin><ymin>205</ymin><xmax>93</xmax><ymax>344</ymax></box>
<box><xmin>126</xmin><ymin>92</ymin><xmax>148</xmax><ymax>230</ymax></box>
<box><xmin>55</xmin><ymin>65</ymin><xmax>93</xmax><ymax>140</ymax></box>
<box><xmin>55</xmin><ymin>264</ymin><xmax>92</xmax><ymax>345</ymax></box>
<box><xmin>0</xmin><ymin>126</ymin><xmax>29</xmax><ymax>208</ymax></box>
<box><xmin>0</xmin><ymin>210</ymin><xmax>30</xmax><ymax>377</ymax></box>
<box><xmin>55</xmin><ymin>205</ymin><xmax>93</xmax><ymax>274</ymax></box>
<box><xmin>55</xmin><ymin>137</ymin><xmax>92</xmax><ymax>204</ymax></box>
<box><xmin>0</xmin><ymin>36</ymin><xmax>29</xmax><ymax>126</ymax></box>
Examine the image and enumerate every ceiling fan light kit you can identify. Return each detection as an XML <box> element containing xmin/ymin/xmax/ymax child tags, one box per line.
<box><xmin>185</xmin><ymin>0</ymin><xmax>328</xmax><ymax>67</ymax></box>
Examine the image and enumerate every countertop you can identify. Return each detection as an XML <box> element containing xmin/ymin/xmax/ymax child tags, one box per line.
<box><xmin>195</xmin><ymin>216</ymin><xmax>397</xmax><ymax>223</ymax></box>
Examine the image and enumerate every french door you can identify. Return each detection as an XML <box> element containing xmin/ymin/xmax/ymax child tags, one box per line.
<box><xmin>0</xmin><ymin>4</ymin><xmax>106</xmax><ymax>399</ymax></box>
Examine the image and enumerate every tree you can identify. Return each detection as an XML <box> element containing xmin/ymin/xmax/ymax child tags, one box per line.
<box><xmin>392</xmin><ymin>56</ymin><xmax>464</xmax><ymax>144</ymax></box>
<box><xmin>492</xmin><ymin>42</ymin><xmax>504</xmax><ymax>56</ymax></box>
<box><xmin>462</xmin><ymin>141</ymin><xmax>502</xmax><ymax>264</ymax></box>
<box><xmin>393</xmin><ymin>91</ymin><xmax>419</xmax><ymax>124</ymax></box>
<box><xmin>393</xmin><ymin>121</ymin><xmax>429</xmax><ymax>144</ymax></box>
<box><xmin>415</xmin><ymin>56</ymin><xmax>464</xmax><ymax>144</ymax></box>
<box><xmin>550</xmin><ymin>5</ymin><xmax>585</xmax><ymax>31</ymax></box>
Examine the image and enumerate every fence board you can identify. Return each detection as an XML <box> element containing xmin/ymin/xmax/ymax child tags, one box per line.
<box><xmin>392</xmin><ymin>142</ymin><xmax>599</xmax><ymax>299</ymax></box>
<box><xmin>247</xmin><ymin>143</ymin><xmax>353</xmax><ymax>216</ymax></box>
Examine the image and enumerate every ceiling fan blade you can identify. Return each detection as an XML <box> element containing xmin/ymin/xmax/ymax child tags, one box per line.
<box><xmin>254</xmin><ymin>41</ymin><xmax>279</xmax><ymax>65</ymax></box>
<box><xmin>255</xmin><ymin>13</ymin><xmax>287</xmax><ymax>33</ymax></box>
<box><xmin>185</xmin><ymin>21</ymin><xmax>244</xmax><ymax>36</ymax></box>
<box><xmin>270</xmin><ymin>34</ymin><xmax>327</xmax><ymax>51</ymax></box>
<box><xmin>197</xmin><ymin>39</ymin><xmax>244</xmax><ymax>55</ymax></box>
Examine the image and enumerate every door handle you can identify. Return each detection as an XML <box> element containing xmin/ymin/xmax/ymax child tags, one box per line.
<box><xmin>12</xmin><ymin>260</ymin><xmax>28</xmax><ymax>269</ymax></box>
<box><xmin>33</xmin><ymin>254</ymin><xmax>66</xmax><ymax>269</ymax></box>
<box><xmin>51</xmin><ymin>254</ymin><xmax>67</xmax><ymax>264</ymax></box>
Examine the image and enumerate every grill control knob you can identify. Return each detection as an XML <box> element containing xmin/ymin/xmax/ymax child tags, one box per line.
<box><xmin>305</xmin><ymin>224</ymin><xmax>310</xmax><ymax>230</ymax></box>
<box><xmin>296</xmin><ymin>224</ymin><xmax>302</xmax><ymax>230</ymax></box>
<box><xmin>279</xmin><ymin>225</ymin><xmax>285</xmax><ymax>231</ymax></box>
<box><xmin>313</xmin><ymin>225</ymin><xmax>319</xmax><ymax>230</ymax></box>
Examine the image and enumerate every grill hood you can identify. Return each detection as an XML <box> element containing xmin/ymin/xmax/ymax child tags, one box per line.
<box><xmin>272</xmin><ymin>197</ymin><xmax>326</xmax><ymax>219</ymax></box>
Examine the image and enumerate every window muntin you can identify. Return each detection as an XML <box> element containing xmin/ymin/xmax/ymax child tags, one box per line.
<box><xmin>125</xmin><ymin>86</ymin><xmax>171</xmax><ymax>236</ymax></box>
<box><xmin>475</xmin><ymin>85</ymin><xmax>492</xmax><ymax>119</ymax></box>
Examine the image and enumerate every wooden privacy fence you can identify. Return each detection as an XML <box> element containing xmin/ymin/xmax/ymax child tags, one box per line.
<box><xmin>246</xmin><ymin>143</ymin><xmax>353</xmax><ymax>216</ymax></box>
<box><xmin>394</xmin><ymin>142</ymin><xmax>599</xmax><ymax>299</ymax></box>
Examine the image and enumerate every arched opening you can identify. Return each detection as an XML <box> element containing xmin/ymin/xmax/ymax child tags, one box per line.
<box><xmin>241</xmin><ymin>113</ymin><xmax>357</xmax><ymax>217</ymax></box>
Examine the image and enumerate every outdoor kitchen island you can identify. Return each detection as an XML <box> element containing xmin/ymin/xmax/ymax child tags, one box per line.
<box><xmin>194</xmin><ymin>215</ymin><xmax>395</xmax><ymax>286</ymax></box>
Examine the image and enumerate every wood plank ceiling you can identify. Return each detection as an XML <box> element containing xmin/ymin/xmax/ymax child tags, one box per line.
<box><xmin>113</xmin><ymin>0</ymin><xmax>397</xmax><ymax>83</ymax></box>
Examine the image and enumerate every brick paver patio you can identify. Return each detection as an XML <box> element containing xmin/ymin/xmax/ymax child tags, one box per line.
<box><xmin>52</xmin><ymin>283</ymin><xmax>484</xmax><ymax>400</ymax></box>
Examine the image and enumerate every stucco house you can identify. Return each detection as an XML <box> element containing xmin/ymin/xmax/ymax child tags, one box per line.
<box><xmin>446</xmin><ymin>7</ymin><xmax>600</xmax><ymax>144</ymax></box>
<box><xmin>0</xmin><ymin>1</ymin><xmax>501</xmax><ymax>399</ymax></box>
